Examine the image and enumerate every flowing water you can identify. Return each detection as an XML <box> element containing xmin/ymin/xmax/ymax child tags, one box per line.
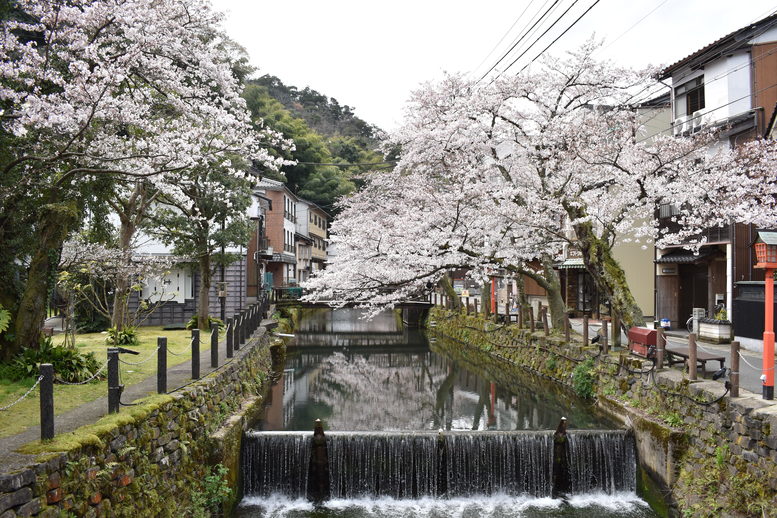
<box><xmin>236</xmin><ymin>308</ymin><xmax>657</xmax><ymax>517</ymax></box>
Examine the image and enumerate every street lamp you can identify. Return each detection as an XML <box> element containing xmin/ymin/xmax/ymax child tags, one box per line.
<box><xmin>753</xmin><ymin>231</ymin><xmax>777</xmax><ymax>400</ymax></box>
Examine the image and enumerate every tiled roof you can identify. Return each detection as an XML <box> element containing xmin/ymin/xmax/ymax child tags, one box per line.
<box><xmin>659</xmin><ymin>13</ymin><xmax>777</xmax><ymax>80</ymax></box>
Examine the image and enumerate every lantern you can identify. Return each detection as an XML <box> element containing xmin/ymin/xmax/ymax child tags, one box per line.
<box><xmin>753</xmin><ymin>231</ymin><xmax>777</xmax><ymax>400</ymax></box>
<box><xmin>754</xmin><ymin>231</ymin><xmax>777</xmax><ymax>269</ymax></box>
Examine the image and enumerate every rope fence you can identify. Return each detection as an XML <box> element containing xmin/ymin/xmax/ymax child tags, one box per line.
<box><xmin>0</xmin><ymin>293</ymin><xmax>271</xmax><ymax>441</ymax></box>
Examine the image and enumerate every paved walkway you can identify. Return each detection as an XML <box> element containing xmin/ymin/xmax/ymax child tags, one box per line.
<box><xmin>0</xmin><ymin>321</ymin><xmax>275</xmax><ymax>474</ymax></box>
<box><xmin>570</xmin><ymin>319</ymin><xmax>766</xmax><ymax>395</ymax></box>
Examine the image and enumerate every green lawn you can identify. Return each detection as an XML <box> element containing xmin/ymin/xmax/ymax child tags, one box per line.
<box><xmin>0</xmin><ymin>326</ymin><xmax>218</xmax><ymax>438</ymax></box>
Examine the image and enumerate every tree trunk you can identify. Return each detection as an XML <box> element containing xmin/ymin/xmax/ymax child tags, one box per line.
<box><xmin>481</xmin><ymin>280</ymin><xmax>491</xmax><ymax>317</ymax></box>
<box><xmin>506</xmin><ymin>258</ymin><xmax>566</xmax><ymax>330</ymax></box>
<box><xmin>111</xmin><ymin>217</ymin><xmax>136</xmax><ymax>330</ymax></box>
<box><xmin>9</xmin><ymin>202</ymin><xmax>79</xmax><ymax>360</ymax></box>
<box><xmin>540</xmin><ymin>257</ymin><xmax>566</xmax><ymax>331</ymax></box>
<box><xmin>439</xmin><ymin>272</ymin><xmax>461</xmax><ymax>310</ymax></box>
<box><xmin>198</xmin><ymin>253</ymin><xmax>212</xmax><ymax>331</ymax></box>
<box><xmin>574</xmin><ymin>224</ymin><xmax>645</xmax><ymax>328</ymax></box>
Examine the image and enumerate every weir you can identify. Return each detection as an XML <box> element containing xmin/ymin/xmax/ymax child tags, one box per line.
<box><xmin>241</xmin><ymin>427</ymin><xmax>636</xmax><ymax>501</ymax></box>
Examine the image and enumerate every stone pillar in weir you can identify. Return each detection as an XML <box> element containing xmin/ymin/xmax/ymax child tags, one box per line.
<box><xmin>307</xmin><ymin>419</ymin><xmax>330</xmax><ymax>503</ymax></box>
<box><xmin>552</xmin><ymin>417</ymin><xmax>570</xmax><ymax>498</ymax></box>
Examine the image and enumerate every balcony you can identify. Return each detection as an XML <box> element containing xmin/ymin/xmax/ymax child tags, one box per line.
<box><xmin>254</xmin><ymin>237</ymin><xmax>273</xmax><ymax>260</ymax></box>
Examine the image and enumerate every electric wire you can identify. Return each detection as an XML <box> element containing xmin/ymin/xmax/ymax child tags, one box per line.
<box><xmin>495</xmin><ymin>0</ymin><xmax>585</xmax><ymax>78</ymax></box>
<box><xmin>478</xmin><ymin>0</ymin><xmax>563</xmax><ymax>82</ymax></box>
<box><xmin>517</xmin><ymin>0</ymin><xmax>603</xmax><ymax>74</ymax></box>
<box><xmin>596</xmin><ymin>0</ymin><xmax>673</xmax><ymax>56</ymax></box>
<box><xmin>471</xmin><ymin>0</ymin><xmax>541</xmax><ymax>77</ymax></box>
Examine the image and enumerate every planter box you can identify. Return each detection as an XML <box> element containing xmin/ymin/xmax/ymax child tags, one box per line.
<box><xmin>698</xmin><ymin>318</ymin><xmax>733</xmax><ymax>344</ymax></box>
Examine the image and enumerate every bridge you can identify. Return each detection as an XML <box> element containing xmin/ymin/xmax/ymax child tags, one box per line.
<box><xmin>271</xmin><ymin>288</ymin><xmax>433</xmax><ymax>328</ymax></box>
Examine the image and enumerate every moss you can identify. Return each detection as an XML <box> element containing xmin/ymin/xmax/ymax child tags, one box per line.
<box><xmin>637</xmin><ymin>465</ymin><xmax>672</xmax><ymax>518</ymax></box>
<box><xmin>20</xmin><ymin>394</ymin><xmax>174</xmax><ymax>456</ymax></box>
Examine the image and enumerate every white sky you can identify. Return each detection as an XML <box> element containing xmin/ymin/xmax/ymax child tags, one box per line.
<box><xmin>212</xmin><ymin>0</ymin><xmax>777</xmax><ymax>130</ymax></box>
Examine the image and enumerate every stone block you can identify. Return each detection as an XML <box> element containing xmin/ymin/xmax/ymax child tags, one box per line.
<box><xmin>0</xmin><ymin>471</ymin><xmax>34</xmax><ymax>495</ymax></box>
<box><xmin>742</xmin><ymin>450</ymin><xmax>759</xmax><ymax>463</ymax></box>
<box><xmin>109</xmin><ymin>435</ymin><xmax>126</xmax><ymax>452</ymax></box>
<box><xmin>153</xmin><ymin>447</ymin><xmax>165</xmax><ymax>463</ymax></box>
<box><xmin>0</xmin><ymin>510</ymin><xmax>14</xmax><ymax>518</ymax></box>
<box><xmin>37</xmin><ymin>508</ymin><xmax>59</xmax><ymax>518</ymax></box>
<box><xmin>0</xmin><ymin>488</ymin><xmax>33</xmax><ymax>514</ymax></box>
<box><xmin>157</xmin><ymin>433</ymin><xmax>171</xmax><ymax>447</ymax></box>
<box><xmin>45</xmin><ymin>488</ymin><xmax>62</xmax><ymax>505</ymax></box>
<box><xmin>15</xmin><ymin>498</ymin><xmax>41</xmax><ymax>517</ymax></box>
<box><xmin>47</xmin><ymin>472</ymin><xmax>60</xmax><ymax>490</ymax></box>
<box><xmin>115</xmin><ymin>475</ymin><xmax>132</xmax><ymax>488</ymax></box>
<box><xmin>164</xmin><ymin>440</ymin><xmax>180</xmax><ymax>453</ymax></box>
<box><xmin>85</xmin><ymin>467</ymin><xmax>99</xmax><ymax>481</ymax></box>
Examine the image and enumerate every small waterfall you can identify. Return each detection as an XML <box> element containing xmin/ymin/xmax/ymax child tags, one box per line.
<box><xmin>444</xmin><ymin>432</ymin><xmax>553</xmax><ymax>497</ymax></box>
<box><xmin>242</xmin><ymin>429</ymin><xmax>636</xmax><ymax>500</ymax></box>
<box><xmin>566</xmin><ymin>430</ymin><xmax>637</xmax><ymax>493</ymax></box>
<box><xmin>243</xmin><ymin>432</ymin><xmax>311</xmax><ymax>497</ymax></box>
<box><xmin>328</xmin><ymin>432</ymin><xmax>441</xmax><ymax>498</ymax></box>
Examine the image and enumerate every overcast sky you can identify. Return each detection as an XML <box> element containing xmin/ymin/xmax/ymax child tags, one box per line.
<box><xmin>212</xmin><ymin>0</ymin><xmax>777</xmax><ymax>130</ymax></box>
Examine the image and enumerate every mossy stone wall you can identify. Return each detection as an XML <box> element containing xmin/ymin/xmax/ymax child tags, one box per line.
<box><xmin>430</xmin><ymin>308</ymin><xmax>777</xmax><ymax>518</ymax></box>
<box><xmin>0</xmin><ymin>330</ymin><xmax>274</xmax><ymax>517</ymax></box>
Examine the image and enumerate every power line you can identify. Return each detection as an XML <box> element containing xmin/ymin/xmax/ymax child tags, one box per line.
<box><xmin>625</xmin><ymin>12</ymin><xmax>777</xmax><ymax>107</ymax></box>
<box><xmin>471</xmin><ymin>0</ymin><xmax>540</xmax><ymax>78</ymax></box>
<box><xmin>478</xmin><ymin>0</ymin><xmax>563</xmax><ymax>82</ymax></box>
<box><xmin>596</xmin><ymin>0</ymin><xmax>673</xmax><ymax>56</ymax></box>
<box><xmin>495</xmin><ymin>0</ymin><xmax>586</xmax><ymax>78</ymax></box>
<box><xmin>517</xmin><ymin>0</ymin><xmax>603</xmax><ymax>74</ymax></box>
<box><xmin>636</xmin><ymin>78</ymin><xmax>777</xmax><ymax>144</ymax></box>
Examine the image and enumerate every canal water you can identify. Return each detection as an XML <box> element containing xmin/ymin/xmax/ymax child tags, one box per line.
<box><xmin>236</xmin><ymin>308</ymin><xmax>658</xmax><ymax>518</ymax></box>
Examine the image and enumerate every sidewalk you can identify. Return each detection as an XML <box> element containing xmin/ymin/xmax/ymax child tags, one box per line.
<box><xmin>0</xmin><ymin>320</ymin><xmax>275</xmax><ymax>474</ymax></box>
<box><xmin>569</xmin><ymin>318</ymin><xmax>766</xmax><ymax>395</ymax></box>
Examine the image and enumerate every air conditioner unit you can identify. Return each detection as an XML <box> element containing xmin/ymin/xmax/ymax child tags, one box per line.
<box><xmin>691</xmin><ymin>110</ymin><xmax>705</xmax><ymax>131</ymax></box>
<box><xmin>672</xmin><ymin>115</ymin><xmax>689</xmax><ymax>136</ymax></box>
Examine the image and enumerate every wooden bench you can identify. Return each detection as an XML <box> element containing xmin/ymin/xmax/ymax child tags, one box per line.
<box><xmin>665</xmin><ymin>344</ymin><xmax>725</xmax><ymax>372</ymax></box>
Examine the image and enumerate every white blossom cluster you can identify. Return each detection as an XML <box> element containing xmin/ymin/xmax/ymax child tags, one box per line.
<box><xmin>305</xmin><ymin>41</ymin><xmax>777</xmax><ymax>311</ymax></box>
<box><xmin>0</xmin><ymin>0</ymin><xmax>290</xmax><ymax>207</ymax></box>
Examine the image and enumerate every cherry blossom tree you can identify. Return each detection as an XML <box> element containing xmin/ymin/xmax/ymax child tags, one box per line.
<box><xmin>306</xmin><ymin>42</ymin><xmax>777</xmax><ymax>330</ymax></box>
<box><xmin>58</xmin><ymin>237</ymin><xmax>174</xmax><ymax>344</ymax></box>
<box><xmin>0</xmin><ymin>0</ymin><xmax>286</xmax><ymax>356</ymax></box>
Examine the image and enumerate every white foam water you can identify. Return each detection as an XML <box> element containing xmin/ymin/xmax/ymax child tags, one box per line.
<box><xmin>237</xmin><ymin>493</ymin><xmax>655</xmax><ymax>518</ymax></box>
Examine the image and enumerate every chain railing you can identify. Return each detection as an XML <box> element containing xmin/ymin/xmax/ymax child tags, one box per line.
<box><xmin>0</xmin><ymin>375</ymin><xmax>43</xmax><ymax>411</ymax></box>
<box><xmin>54</xmin><ymin>359</ymin><xmax>110</xmax><ymax>385</ymax></box>
<box><xmin>7</xmin><ymin>294</ymin><xmax>274</xmax><ymax>441</ymax></box>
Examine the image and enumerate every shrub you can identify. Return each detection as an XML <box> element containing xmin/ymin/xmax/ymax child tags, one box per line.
<box><xmin>572</xmin><ymin>358</ymin><xmax>596</xmax><ymax>399</ymax></box>
<box><xmin>106</xmin><ymin>326</ymin><xmax>139</xmax><ymax>346</ymax></box>
<box><xmin>8</xmin><ymin>337</ymin><xmax>103</xmax><ymax>382</ymax></box>
<box><xmin>185</xmin><ymin>315</ymin><xmax>224</xmax><ymax>332</ymax></box>
<box><xmin>191</xmin><ymin>464</ymin><xmax>232</xmax><ymax>517</ymax></box>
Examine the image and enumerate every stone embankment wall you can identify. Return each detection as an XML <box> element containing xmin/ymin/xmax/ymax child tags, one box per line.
<box><xmin>430</xmin><ymin>308</ymin><xmax>777</xmax><ymax>518</ymax></box>
<box><xmin>0</xmin><ymin>330</ymin><xmax>275</xmax><ymax>518</ymax></box>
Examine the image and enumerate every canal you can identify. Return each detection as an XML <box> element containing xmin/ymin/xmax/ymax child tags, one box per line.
<box><xmin>236</xmin><ymin>308</ymin><xmax>658</xmax><ymax>517</ymax></box>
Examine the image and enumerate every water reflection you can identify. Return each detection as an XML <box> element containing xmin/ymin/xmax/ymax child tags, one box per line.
<box><xmin>257</xmin><ymin>309</ymin><xmax>614</xmax><ymax>432</ymax></box>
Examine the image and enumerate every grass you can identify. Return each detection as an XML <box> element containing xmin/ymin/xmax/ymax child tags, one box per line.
<box><xmin>0</xmin><ymin>326</ymin><xmax>218</xmax><ymax>439</ymax></box>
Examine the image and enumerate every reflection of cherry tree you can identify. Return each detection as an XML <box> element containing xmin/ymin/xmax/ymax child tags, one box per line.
<box><xmin>311</xmin><ymin>352</ymin><xmax>449</xmax><ymax>431</ymax></box>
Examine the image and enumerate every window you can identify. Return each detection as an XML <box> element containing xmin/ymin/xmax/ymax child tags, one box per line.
<box><xmin>674</xmin><ymin>77</ymin><xmax>704</xmax><ymax>118</ymax></box>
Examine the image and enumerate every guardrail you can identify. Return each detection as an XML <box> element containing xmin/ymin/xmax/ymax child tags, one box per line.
<box><xmin>1</xmin><ymin>293</ymin><xmax>271</xmax><ymax>441</ymax></box>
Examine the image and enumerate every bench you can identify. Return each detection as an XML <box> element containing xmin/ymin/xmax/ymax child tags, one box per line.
<box><xmin>665</xmin><ymin>344</ymin><xmax>725</xmax><ymax>372</ymax></box>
